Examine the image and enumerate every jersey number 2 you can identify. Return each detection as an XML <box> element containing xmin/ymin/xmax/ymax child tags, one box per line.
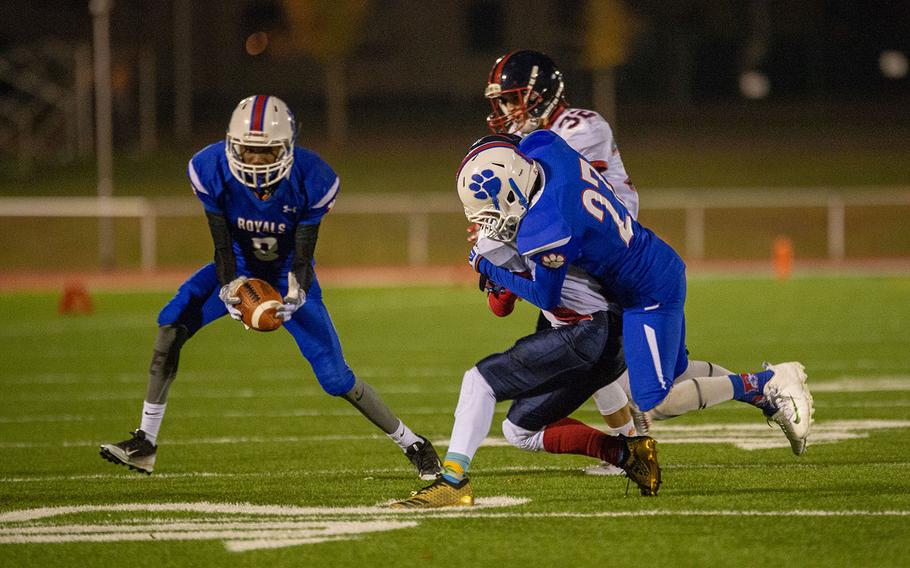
<box><xmin>579</xmin><ymin>159</ymin><xmax>633</xmax><ymax>245</ymax></box>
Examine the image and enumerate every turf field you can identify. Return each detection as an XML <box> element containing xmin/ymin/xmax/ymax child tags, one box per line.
<box><xmin>1</xmin><ymin>276</ymin><xmax>909</xmax><ymax>567</ymax></box>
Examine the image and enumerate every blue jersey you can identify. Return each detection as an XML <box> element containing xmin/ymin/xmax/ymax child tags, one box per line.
<box><xmin>478</xmin><ymin>130</ymin><xmax>684</xmax><ymax>309</ymax></box>
<box><xmin>187</xmin><ymin>142</ymin><xmax>339</xmax><ymax>280</ymax></box>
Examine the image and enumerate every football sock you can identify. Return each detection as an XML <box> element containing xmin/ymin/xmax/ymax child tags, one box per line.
<box><xmin>146</xmin><ymin>324</ymin><xmax>189</xmax><ymax>404</ymax></box>
<box><xmin>606</xmin><ymin>418</ymin><xmax>636</xmax><ymax>437</ymax></box>
<box><xmin>342</xmin><ymin>378</ymin><xmax>401</xmax><ymax>434</ymax></box>
<box><xmin>387</xmin><ymin>420</ymin><xmax>421</xmax><ymax>450</ymax></box>
<box><xmin>729</xmin><ymin>370</ymin><xmax>774</xmax><ymax>404</ymax></box>
<box><xmin>676</xmin><ymin>360</ymin><xmax>734</xmax><ymax>381</ymax></box>
<box><xmin>139</xmin><ymin>401</ymin><xmax>166</xmax><ymax>445</ymax></box>
<box><xmin>649</xmin><ymin>376</ymin><xmax>733</xmax><ymax>420</ymax></box>
<box><xmin>542</xmin><ymin>418</ymin><xmax>629</xmax><ymax>466</ymax></box>
<box><xmin>441</xmin><ymin>452</ymin><xmax>471</xmax><ymax>484</ymax></box>
<box><xmin>446</xmin><ymin>367</ymin><xmax>497</xmax><ymax>467</ymax></box>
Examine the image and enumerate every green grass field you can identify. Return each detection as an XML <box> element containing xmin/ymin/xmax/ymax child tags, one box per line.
<box><xmin>1</xmin><ymin>276</ymin><xmax>909</xmax><ymax>567</ymax></box>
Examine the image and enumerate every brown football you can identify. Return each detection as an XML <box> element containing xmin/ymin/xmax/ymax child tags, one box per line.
<box><xmin>237</xmin><ymin>278</ymin><xmax>284</xmax><ymax>332</ymax></box>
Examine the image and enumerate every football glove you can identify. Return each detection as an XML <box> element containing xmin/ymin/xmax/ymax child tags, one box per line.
<box><xmin>488</xmin><ymin>288</ymin><xmax>518</xmax><ymax>317</ymax></box>
<box><xmin>218</xmin><ymin>276</ymin><xmax>247</xmax><ymax>321</ymax></box>
<box><xmin>276</xmin><ymin>272</ymin><xmax>306</xmax><ymax>322</ymax></box>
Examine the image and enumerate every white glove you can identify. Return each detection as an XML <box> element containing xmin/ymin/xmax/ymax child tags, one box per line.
<box><xmin>218</xmin><ymin>276</ymin><xmax>247</xmax><ymax>321</ymax></box>
<box><xmin>276</xmin><ymin>272</ymin><xmax>306</xmax><ymax>322</ymax></box>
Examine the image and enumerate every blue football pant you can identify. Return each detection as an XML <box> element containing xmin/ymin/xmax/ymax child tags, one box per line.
<box><xmin>622</xmin><ymin>299</ymin><xmax>690</xmax><ymax>412</ymax></box>
<box><xmin>157</xmin><ymin>263</ymin><xmax>356</xmax><ymax>396</ymax></box>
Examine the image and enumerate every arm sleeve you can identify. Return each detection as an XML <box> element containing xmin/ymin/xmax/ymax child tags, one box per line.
<box><xmin>205</xmin><ymin>211</ymin><xmax>237</xmax><ymax>286</ymax></box>
<box><xmin>476</xmin><ymin>256</ymin><xmax>567</xmax><ymax>311</ymax></box>
<box><xmin>290</xmin><ymin>222</ymin><xmax>320</xmax><ymax>292</ymax></box>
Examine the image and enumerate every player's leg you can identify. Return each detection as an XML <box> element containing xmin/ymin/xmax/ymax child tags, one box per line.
<box><xmin>502</xmin><ymin>365</ymin><xmax>627</xmax><ymax>467</ymax></box>
<box><xmin>624</xmin><ymin>305</ymin><xmax>756</xmax><ymax>416</ymax></box>
<box><xmin>630</xmin><ymin>316</ymin><xmax>814</xmax><ymax>454</ymax></box>
<box><xmin>503</xmin><ymin>386</ymin><xmax>660</xmax><ymax>497</ymax></box>
<box><xmin>622</xmin><ymin>301</ymin><xmax>689</xmax><ymax>413</ymax></box>
<box><xmin>284</xmin><ymin>282</ymin><xmax>441</xmax><ymax>479</ymax></box>
<box><xmin>100</xmin><ymin>264</ymin><xmax>225</xmax><ymax>474</ymax></box>
<box><xmin>390</xmin><ymin>312</ymin><xmax>621</xmax><ymax>507</ymax></box>
<box><xmin>584</xmin><ymin>381</ymin><xmax>635</xmax><ymax>476</ymax></box>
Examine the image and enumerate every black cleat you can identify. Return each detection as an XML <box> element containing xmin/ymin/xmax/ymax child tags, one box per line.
<box><xmin>99</xmin><ymin>430</ymin><xmax>157</xmax><ymax>475</ymax></box>
<box><xmin>405</xmin><ymin>435</ymin><xmax>443</xmax><ymax>480</ymax></box>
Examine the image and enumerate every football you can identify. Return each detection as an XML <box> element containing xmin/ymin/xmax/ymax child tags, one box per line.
<box><xmin>237</xmin><ymin>278</ymin><xmax>283</xmax><ymax>332</ymax></box>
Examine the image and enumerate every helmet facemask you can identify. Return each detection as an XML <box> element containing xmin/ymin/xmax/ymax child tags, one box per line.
<box><xmin>468</xmin><ymin>205</ymin><xmax>526</xmax><ymax>242</ymax></box>
<box><xmin>226</xmin><ymin>136</ymin><xmax>293</xmax><ymax>194</ymax></box>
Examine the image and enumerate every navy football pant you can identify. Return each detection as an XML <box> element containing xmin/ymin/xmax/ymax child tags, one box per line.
<box><xmin>476</xmin><ymin>311</ymin><xmax>626</xmax><ymax>432</ymax></box>
<box><xmin>157</xmin><ymin>263</ymin><xmax>356</xmax><ymax>396</ymax></box>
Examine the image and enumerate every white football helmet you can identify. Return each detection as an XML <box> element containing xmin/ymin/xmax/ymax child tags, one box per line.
<box><xmin>456</xmin><ymin>138</ymin><xmax>539</xmax><ymax>242</ymax></box>
<box><xmin>225</xmin><ymin>95</ymin><xmax>296</xmax><ymax>190</ymax></box>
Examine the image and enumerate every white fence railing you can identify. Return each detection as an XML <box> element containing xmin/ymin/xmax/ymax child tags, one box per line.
<box><xmin>1</xmin><ymin>188</ymin><xmax>909</xmax><ymax>271</ymax></box>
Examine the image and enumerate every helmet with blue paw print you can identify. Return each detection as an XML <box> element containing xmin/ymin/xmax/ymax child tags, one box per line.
<box><xmin>456</xmin><ymin>136</ymin><xmax>540</xmax><ymax>242</ymax></box>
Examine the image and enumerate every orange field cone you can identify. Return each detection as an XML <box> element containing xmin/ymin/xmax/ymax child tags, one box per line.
<box><xmin>59</xmin><ymin>281</ymin><xmax>94</xmax><ymax>315</ymax></box>
<box><xmin>773</xmin><ymin>236</ymin><xmax>794</xmax><ymax>280</ymax></box>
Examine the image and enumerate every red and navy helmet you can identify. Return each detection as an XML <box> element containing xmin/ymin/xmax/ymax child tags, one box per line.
<box><xmin>485</xmin><ymin>50</ymin><xmax>567</xmax><ymax>134</ymax></box>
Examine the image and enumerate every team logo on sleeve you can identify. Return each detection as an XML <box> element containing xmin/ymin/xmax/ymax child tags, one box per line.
<box><xmin>540</xmin><ymin>253</ymin><xmax>565</xmax><ymax>269</ymax></box>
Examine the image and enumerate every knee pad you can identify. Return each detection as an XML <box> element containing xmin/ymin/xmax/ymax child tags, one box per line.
<box><xmin>649</xmin><ymin>379</ymin><xmax>701</xmax><ymax>420</ymax></box>
<box><xmin>592</xmin><ymin>381</ymin><xmax>628</xmax><ymax>415</ymax></box>
<box><xmin>455</xmin><ymin>367</ymin><xmax>496</xmax><ymax>415</ymax></box>
<box><xmin>319</xmin><ymin>369</ymin><xmax>357</xmax><ymax>397</ymax></box>
<box><xmin>501</xmin><ymin>419</ymin><xmax>545</xmax><ymax>452</ymax></box>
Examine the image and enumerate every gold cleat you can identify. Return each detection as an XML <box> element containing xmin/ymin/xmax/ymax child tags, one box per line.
<box><xmin>388</xmin><ymin>477</ymin><xmax>475</xmax><ymax>509</ymax></box>
<box><xmin>621</xmin><ymin>435</ymin><xmax>661</xmax><ymax>496</ymax></box>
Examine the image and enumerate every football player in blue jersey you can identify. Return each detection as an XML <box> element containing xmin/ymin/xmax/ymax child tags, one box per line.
<box><xmin>479</xmin><ymin>51</ymin><xmax>743</xmax><ymax>478</ymax></box>
<box><xmin>99</xmin><ymin>95</ymin><xmax>442</xmax><ymax>480</ymax></box>
<box><xmin>390</xmin><ymin>134</ymin><xmax>814</xmax><ymax>507</ymax></box>
<box><xmin>390</xmin><ymin>138</ymin><xmax>664</xmax><ymax>508</ymax></box>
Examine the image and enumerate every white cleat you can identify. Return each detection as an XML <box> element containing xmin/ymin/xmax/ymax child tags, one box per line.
<box><xmin>762</xmin><ymin>362</ymin><xmax>815</xmax><ymax>456</ymax></box>
<box><xmin>583</xmin><ymin>461</ymin><xmax>625</xmax><ymax>476</ymax></box>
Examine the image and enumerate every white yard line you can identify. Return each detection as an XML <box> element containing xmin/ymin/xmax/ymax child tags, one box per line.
<box><xmin>3</xmin><ymin>461</ymin><xmax>909</xmax><ymax>484</ymax></box>
<box><xmin>2</xmin><ymin>419</ymin><xmax>909</xmax><ymax>450</ymax></box>
<box><xmin>0</xmin><ymin>406</ymin><xmax>458</xmax><ymax>424</ymax></box>
<box><xmin>1</xmin><ymin>367</ymin><xmax>467</xmax><ymax>385</ymax></box>
<box><xmin>0</xmin><ymin>498</ymin><xmax>530</xmax><ymax>523</ymax></box>
<box><xmin>3</xmin><ymin>376</ymin><xmax>907</xmax><ymax>405</ymax></box>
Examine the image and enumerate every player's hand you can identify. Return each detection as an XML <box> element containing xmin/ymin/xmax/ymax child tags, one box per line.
<box><xmin>468</xmin><ymin>246</ymin><xmax>484</xmax><ymax>272</ymax></box>
<box><xmin>467</xmin><ymin>222</ymin><xmax>481</xmax><ymax>243</ymax></box>
<box><xmin>488</xmin><ymin>288</ymin><xmax>518</xmax><ymax>317</ymax></box>
<box><xmin>276</xmin><ymin>272</ymin><xmax>306</xmax><ymax>322</ymax></box>
<box><xmin>218</xmin><ymin>276</ymin><xmax>248</xmax><ymax>321</ymax></box>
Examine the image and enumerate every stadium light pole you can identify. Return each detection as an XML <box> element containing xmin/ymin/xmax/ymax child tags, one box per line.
<box><xmin>90</xmin><ymin>0</ymin><xmax>115</xmax><ymax>269</ymax></box>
